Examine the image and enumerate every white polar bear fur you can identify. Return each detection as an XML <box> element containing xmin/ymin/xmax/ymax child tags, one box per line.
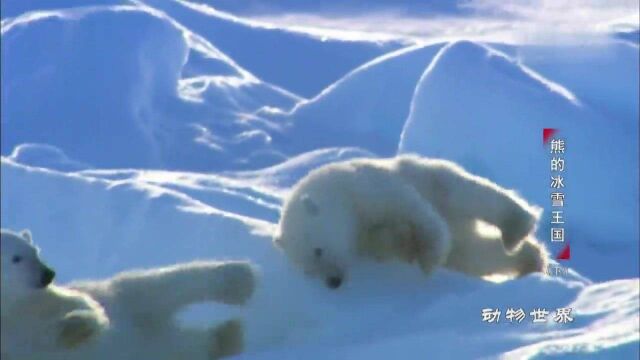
<box><xmin>275</xmin><ymin>155</ymin><xmax>548</xmax><ymax>288</ymax></box>
<box><xmin>1</xmin><ymin>229</ymin><xmax>255</xmax><ymax>360</ymax></box>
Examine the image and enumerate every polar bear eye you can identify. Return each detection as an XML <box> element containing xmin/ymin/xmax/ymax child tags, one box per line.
<box><xmin>12</xmin><ymin>255</ymin><xmax>22</xmax><ymax>264</ymax></box>
<box><xmin>314</xmin><ymin>248</ymin><xmax>323</xmax><ymax>258</ymax></box>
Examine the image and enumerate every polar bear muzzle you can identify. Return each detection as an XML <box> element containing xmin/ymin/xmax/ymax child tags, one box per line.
<box><xmin>39</xmin><ymin>266</ymin><xmax>56</xmax><ymax>288</ymax></box>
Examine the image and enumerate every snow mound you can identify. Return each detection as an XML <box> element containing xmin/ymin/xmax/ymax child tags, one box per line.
<box><xmin>1</xmin><ymin>5</ymin><xmax>299</xmax><ymax>171</ymax></box>
<box><xmin>138</xmin><ymin>0</ymin><xmax>403</xmax><ymax>98</ymax></box>
<box><xmin>226</xmin><ymin>147</ymin><xmax>375</xmax><ymax>193</ymax></box>
<box><xmin>502</xmin><ymin>42</ymin><xmax>639</xmax><ymax>124</ymax></box>
<box><xmin>268</xmin><ymin>44</ymin><xmax>444</xmax><ymax>156</ymax></box>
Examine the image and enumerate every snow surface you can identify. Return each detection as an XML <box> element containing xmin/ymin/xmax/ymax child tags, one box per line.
<box><xmin>1</xmin><ymin>1</ymin><xmax>638</xmax><ymax>359</ymax></box>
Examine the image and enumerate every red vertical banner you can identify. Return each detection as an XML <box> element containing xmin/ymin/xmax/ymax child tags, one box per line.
<box><xmin>543</xmin><ymin>128</ymin><xmax>557</xmax><ymax>145</ymax></box>
<box><xmin>556</xmin><ymin>244</ymin><xmax>571</xmax><ymax>260</ymax></box>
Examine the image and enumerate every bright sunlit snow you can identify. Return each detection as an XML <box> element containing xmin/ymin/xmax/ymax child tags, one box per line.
<box><xmin>1</xmin><ymin>0</ymin><xmax>638</xmax><ymax>359</ymax></box>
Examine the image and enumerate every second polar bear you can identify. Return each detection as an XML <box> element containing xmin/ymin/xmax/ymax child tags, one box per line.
<box><xmin>1</xmin><ymin>229</ymin><xmax>255</xmax><ymax>360</ymax></box>
<box><xmin>275</xmin><ymin>155</ymin><xmax>548</xmax><ymax>289</ymax></box>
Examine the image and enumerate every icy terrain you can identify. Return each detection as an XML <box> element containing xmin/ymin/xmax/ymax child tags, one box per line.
<box><xmin>1</xmin><ymin>1</ymin><xmax>639</xmax><ymax>359</ymax></box>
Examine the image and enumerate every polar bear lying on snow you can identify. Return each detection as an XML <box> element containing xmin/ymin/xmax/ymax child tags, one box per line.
<box><xmin>275</xmin><ymin>155</ymin><xmax>548</xmax><ymax>289</ymax></box>
<box><xmin>1</xmin><ymin>229</ymin><xmax>255</xmax><ymax>360</ymax></box>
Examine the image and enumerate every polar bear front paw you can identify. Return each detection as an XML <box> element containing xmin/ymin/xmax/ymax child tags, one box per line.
<box><xmin>516</xmin><ymin>239</ymin><xmax>548</xmax><ymax>276</ymax></box>
<box><xmin>417</xmin><ymin>241</ymin><xmax>449</xmax><ymax>276</ymax></box>
<box><xmin>501</xmin><ymin>208</ymin><xmax>537</xmax><ymax>251</ymax></box>
<box><xmin>57</xmin><ymin>310</ymin><xmax>104</xmax><ymax>349</ymax></box>
<box><xmin>414</xmin><ymin>220</ymin><xmax>451</xmax><ymax>276</ymax></box>
<box><xmin>213</xmin><ymin>262</ymin><xmax>256</xmax><ymax>305</ymax></box>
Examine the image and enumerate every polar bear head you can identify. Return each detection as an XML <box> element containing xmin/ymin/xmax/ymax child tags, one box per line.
<box><xmin>274</xmin><ymin>192</ymin><xmax>356</xmax><ymax>289</ymax></box>
<box><xmin>1</xmin><ymin>229</ymin><xmax>56</xmax><ymax>311</ymax></box>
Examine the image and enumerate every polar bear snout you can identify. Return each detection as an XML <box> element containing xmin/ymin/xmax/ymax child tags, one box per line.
<box><xmin>40</xmin><ymin>266</ymin><xmax>56</xmax><ymax>288</ymax></box>
<box><xmin>313</xmin><ymin>262</ymin><xmax>346</xmax><ymax>289</ymax></box>
<box><xmin>326</xmin><ymin>275</ymin><xmax>343</xmax><ymax>289</ymax></box>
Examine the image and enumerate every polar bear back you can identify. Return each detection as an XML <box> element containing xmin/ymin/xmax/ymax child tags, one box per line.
<box><xmin>291</xmin><ymin>157</ymin><xmax>439</xmax><ymax>219</ymax></box>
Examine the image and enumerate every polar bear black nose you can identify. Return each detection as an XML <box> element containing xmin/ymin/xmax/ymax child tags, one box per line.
<box><xmin>40</xmin><ymin>268</ymin><xmax>56</xmax><ymax>288</ymax></box>
<box><xmin>326</xmin><ymin>276</ymin><xmax>342</xmax><ymax>289</ymax></box>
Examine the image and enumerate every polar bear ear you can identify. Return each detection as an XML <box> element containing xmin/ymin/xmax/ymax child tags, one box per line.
<box><xmin>20</xmin><ymin>229</ymin><xmax>33</xmax><ymax>244</ymax></box>
<box><xmin>301</xmin><ymin>194</ymin><xmax>319</xmax><ymax>216</ymax></box>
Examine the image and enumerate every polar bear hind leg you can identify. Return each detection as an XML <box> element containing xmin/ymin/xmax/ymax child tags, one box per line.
<box><xmin>431</xmin><ymin>164</ymin><xmax>539</xmax><ymax>251</ymax></box>
<box><xmin>444</xmin><ymin>221</ymin><xmax>547</xmax><ymax>277</ymax></box>
<box><xmin>209</xmin><ymin>319</ymin><xmax>244</xmax><ymax>359</ymax></box>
